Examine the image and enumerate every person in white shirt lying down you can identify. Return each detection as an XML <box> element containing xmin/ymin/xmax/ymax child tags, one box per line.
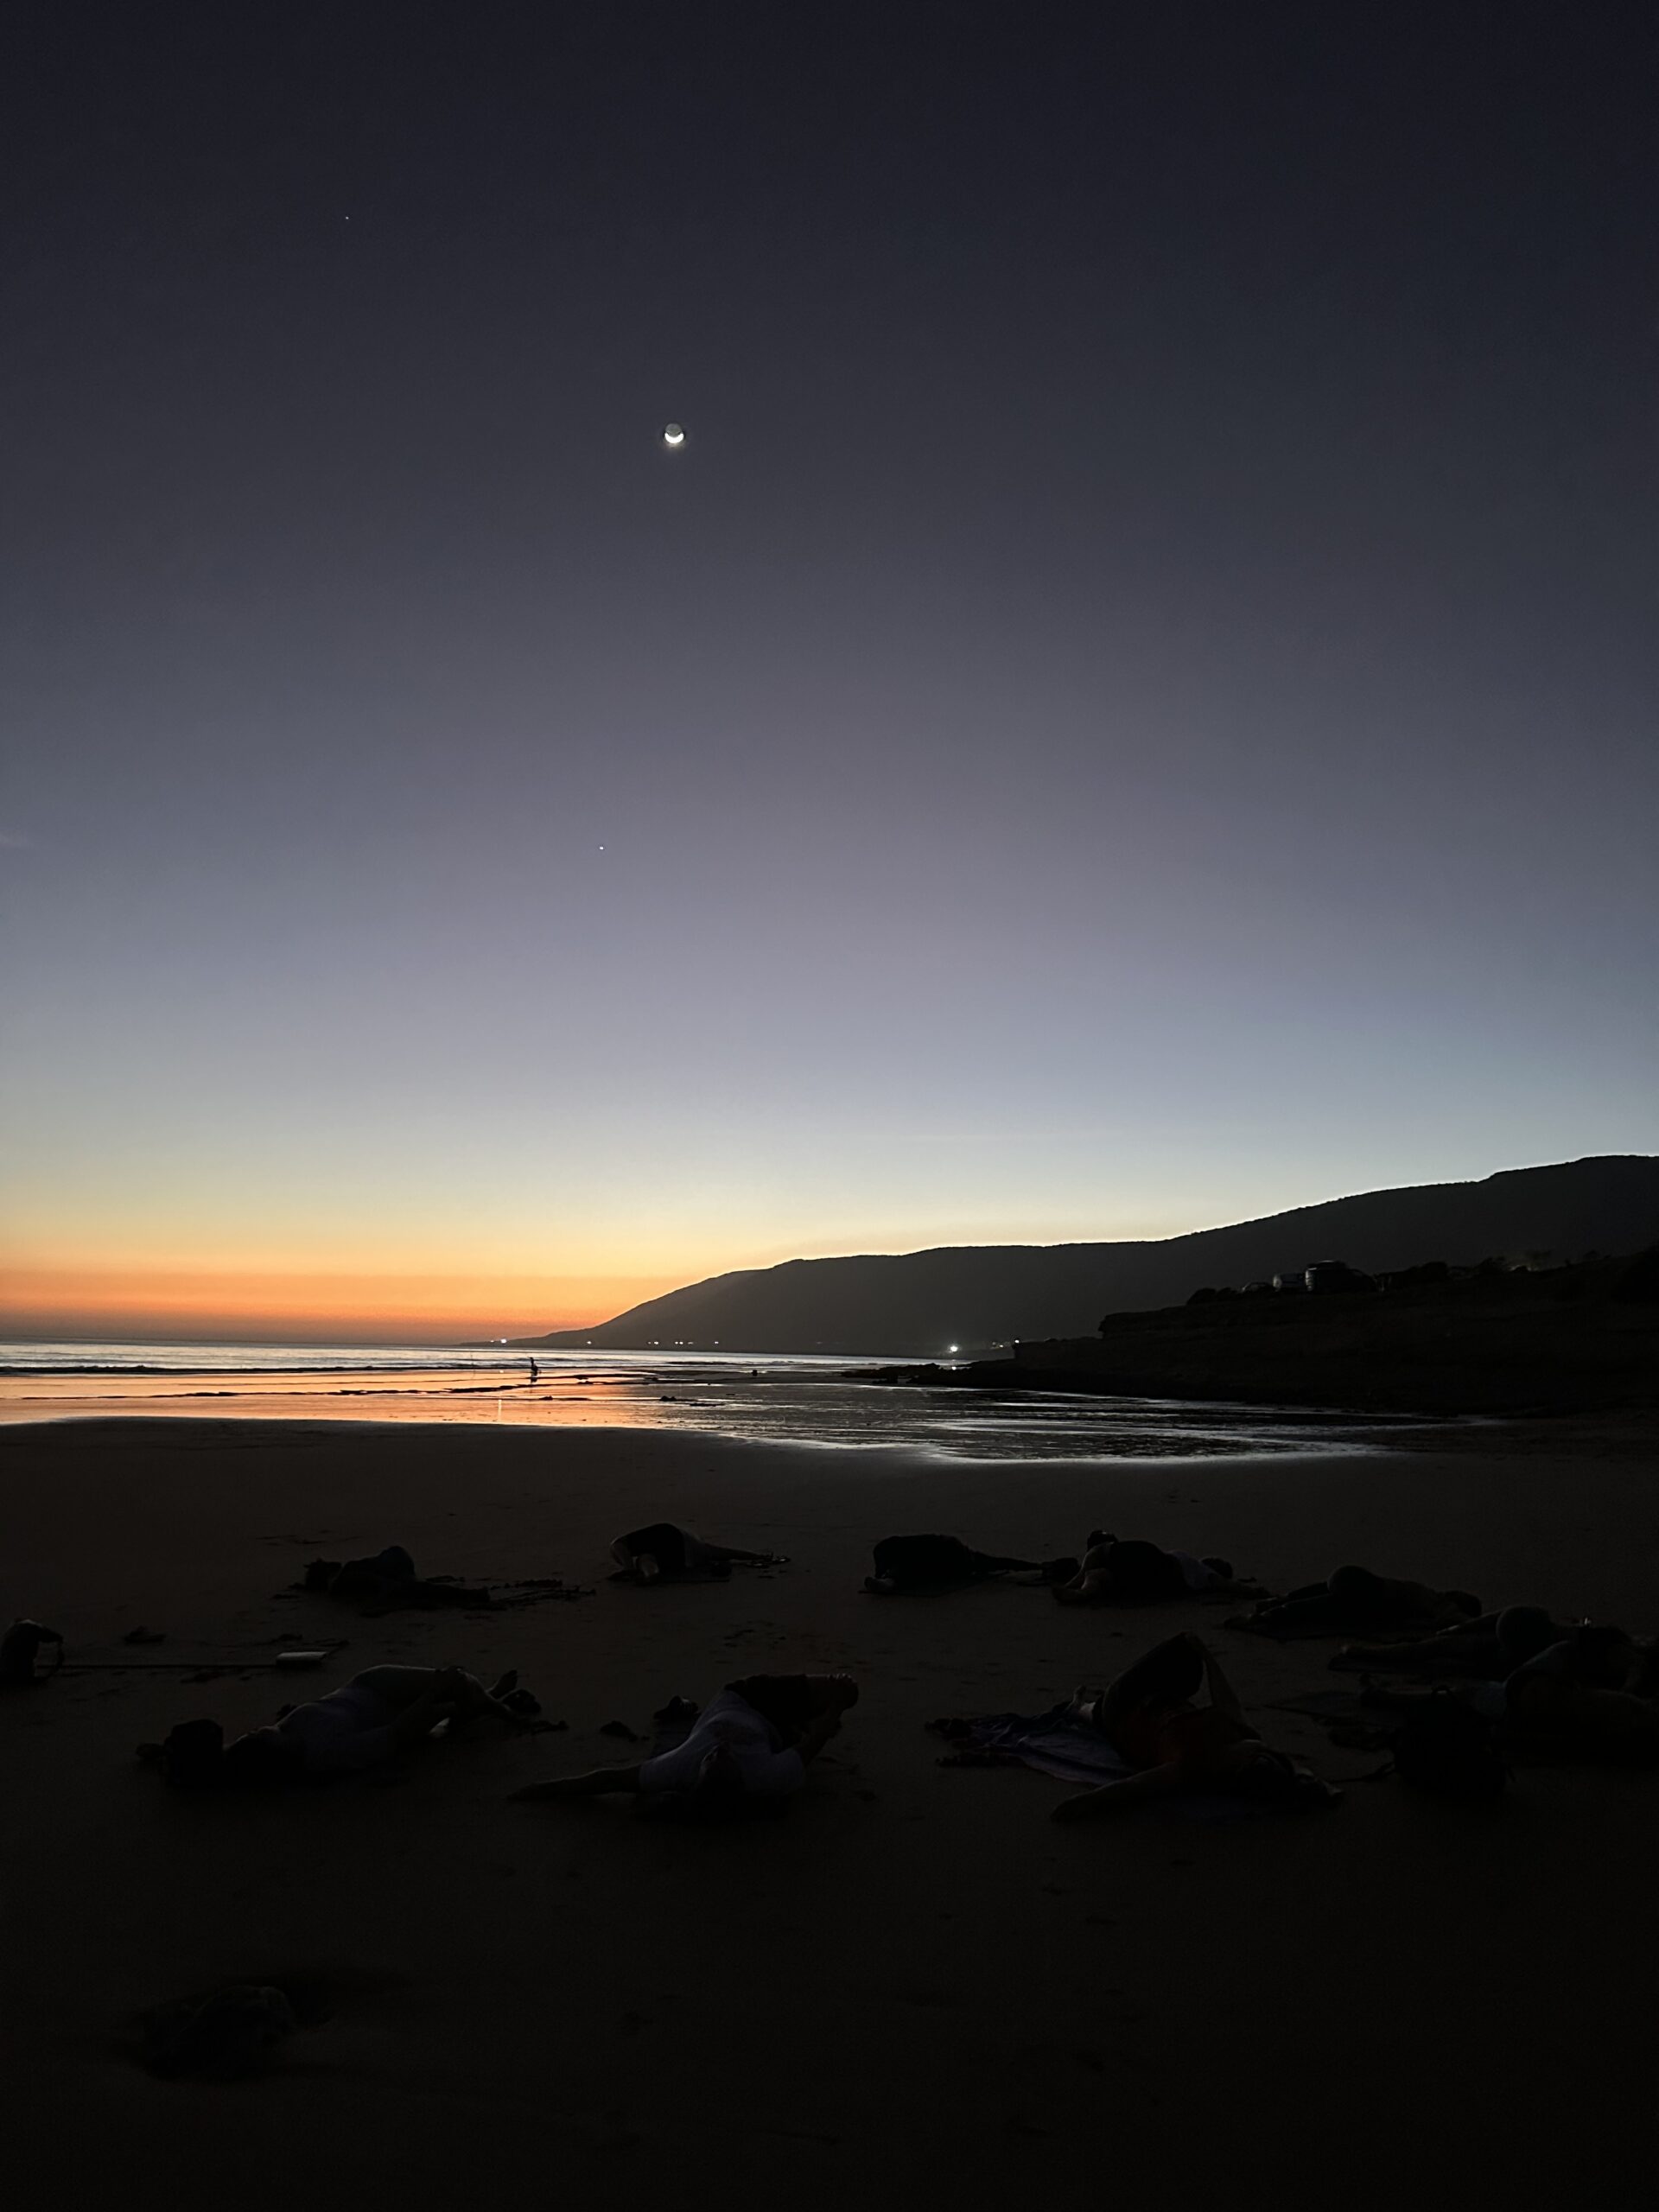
<box><xmin>511</xmin><ymin>1674</ymin><xmax>859</xmax><ymax>1808</ymax></box>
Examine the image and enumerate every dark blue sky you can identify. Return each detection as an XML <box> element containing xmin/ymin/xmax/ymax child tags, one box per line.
<box><xmin>3</xmin><ymin>2</ymin><xmax>1655</xmax><ymax>1338</ymax></box>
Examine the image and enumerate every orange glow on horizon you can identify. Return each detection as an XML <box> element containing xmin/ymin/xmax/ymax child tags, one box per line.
<box><xmin>0</xmin><ymin>1264</ymin><xmax>682</xmax><ymax>1344</ymax></box>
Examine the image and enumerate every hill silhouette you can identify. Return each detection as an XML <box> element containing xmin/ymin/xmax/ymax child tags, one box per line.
<box><xmin>954</xmin><ymin>1251</ymin><xmax>1659</xmax><ymax>1416</ymax></box>
<box><xmin>518</xmin><ymin>1155</ymin><xmax>1659</xmax><ymax>1355</ymax></box>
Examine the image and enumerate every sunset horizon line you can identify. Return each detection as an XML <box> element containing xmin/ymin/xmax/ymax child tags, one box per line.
<box><xmin>6</xmin><ymin>1148</ymin><xmax>1650</xmax><ymax>1346</ymax></box>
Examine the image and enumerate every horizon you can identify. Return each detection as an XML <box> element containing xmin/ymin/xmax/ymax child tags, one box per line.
<box><xmin>3</xmin><ymin>1150</ymin><xmax>1648</xmax><ymax>1344</ymax></box>
<box><xmin>5</xmin><ymin>9</ymin><xmax>1656</xmax><ymax>1345</ymax></box>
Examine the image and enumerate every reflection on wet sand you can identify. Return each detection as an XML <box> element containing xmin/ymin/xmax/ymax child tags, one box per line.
<box><xmin>0</xmin><ymin>1363</ymin><xmax>1433</xmax><ymax>1460</ymax></box>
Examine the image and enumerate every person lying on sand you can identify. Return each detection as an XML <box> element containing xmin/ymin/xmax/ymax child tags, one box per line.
<box><xmin>144</xmin><ymin>1664</ymin><xmax>541</xmax><ymax>1787</ymax></box>
<box><xmin>1053</xmin><ymin>1634</ymin><xmax>1338</xmax><ymax>1819</ymax></box>
<box><xmin>1053</xmin><ymin>1535</ymin><xmax>1268</xmax><ymax>1606</ymax></box>
<box><xmin>512</xmin><ymin>1673</ymin><xmax>858</xmax><ymax>1810</ymax></box>
<box><xmin>1230</xmin><ymin>1566</ymin><xmax>1481</xmax><ymax>1640</ymax></box>
<box><xmin>1331</xmin><ymin>1603</ymin><xmax>1576</xmax><ymax>1676</ymax></box>
<box><xmin>2</xmin><ymin>1618</ymin><xmax>64</xmax><ymax>1686</ymax></box>
<box><xmin>302</xmin><ymin>1546</ymin><xmax>493</xmax><ymax>1611</ymax></box>
<box><xmin>863</xmin><ymin>1534</ymin><xmax>1077</xmax><ymax>1594</ymax></box>
<box><xmin>609</xmin><ymin>1523</ymin><xmax>787</xmax><ymax>1583</ymax></box>
<box><xmin>1501</xmin><ymin>1624</ymin><xmax>1659</xmax><ymax>1758</ymax></box>
<box><xmin>1363</xmin><ymin>1624</ymin><xmax>1659</xmax><ymax>1765</ymax></box>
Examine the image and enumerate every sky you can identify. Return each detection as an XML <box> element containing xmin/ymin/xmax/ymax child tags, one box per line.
<box><xmin>3</xmin><ymin>2</ymin><xmax>1656</xmax><ymax>1343</ymax></box>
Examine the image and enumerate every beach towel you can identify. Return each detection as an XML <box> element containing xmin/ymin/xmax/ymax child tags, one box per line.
<box><xmin>931</xmin><ymin>1702</ymin><xmax>1135</xmax><ymax>1784</ymax></box>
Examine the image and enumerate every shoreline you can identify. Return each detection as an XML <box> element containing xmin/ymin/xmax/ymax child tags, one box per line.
<box><xmin>5</xmin><ymin>1401</ymin><xmax>1655</xmax><ymax>1477</ymax></box>
<box><xmin>0</xmin><ymin>1368</ymin><xmax>1456</xmax><ymax>1462</ymax></box>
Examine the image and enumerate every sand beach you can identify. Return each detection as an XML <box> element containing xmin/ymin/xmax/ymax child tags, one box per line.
<box><xmin>3</xmin><ymin>1410</ymin><xmax>1656</xmax><ymax>2209</ymax></box>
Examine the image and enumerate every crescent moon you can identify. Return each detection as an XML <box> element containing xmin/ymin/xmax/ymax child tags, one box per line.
<box><xmin>663</xmin><ymin>423</ymin><xmax>686</xmax><ymax>448</ymax></box>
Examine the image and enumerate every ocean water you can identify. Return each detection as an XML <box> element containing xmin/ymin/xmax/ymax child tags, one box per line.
<box><xmin>0</xmin><ymin>1339</ymin><xmax>1409</xmax><ymax>1461</ymax></box>
<box><xmin>1</xmin><ymin>1339</ymin><xmax>586</xmax><ymax>1376</ymax></box>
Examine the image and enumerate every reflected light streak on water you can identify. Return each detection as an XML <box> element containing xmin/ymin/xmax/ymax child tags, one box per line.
<box><xmin>0</xmin><ymin>1343</ymin><xmax>1433</xmax><ymax>1460</ymax></box>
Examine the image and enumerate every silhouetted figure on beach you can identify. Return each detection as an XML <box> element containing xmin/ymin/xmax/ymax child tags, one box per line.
<box><xmin>1053</xmin><ymin>1535</ymin><xmax>1268</xmax><ymax>1605</ymax></box>
<box><xmin>1365</xmin><ymin>1624</ymin><xmax>1659</xmax><ymax>1765</ymax></box>
<box><xmin>609</xmin><ymin>1523</ymin><xmax>785</xmax><ymax>1582</ymax></box>
<box><xmin>302</xmin><ymin>1546</ymin><xmax>493</xmax><ymax>1611</ymax></box>
<box><xmin>145</xmin><ymin>1663</ymin><xmax>540</xmax><ymax>1787</ymax></box>
<box><xmin>2</xmin><ymin>1618</ymin><xmax>64</xmax><ymax>1686</ymax></box>
<box><xmin>1332</xmin><ymin>1603</ymin><xmax>1573</xmax><ymax>1675</ymax></box>
<box><xmin>512</xmin><ymin>1672</ymin><xmax>858</xmax><ymax>1812</ymax></box>
<box><xmin>1501</xmin><ymin>1624</ymin><xmax>1659</xmax><ymax>1756</ymax></box>
<box><xmin>1230</xmin><ymin>1567</ymin><xmax>1482</xmax><ymax>1639</ymax></box>
<box><xmin>1053</xmin><ymin>1634</ymin><xmax>1338</xmax><ymax>1819</ymax></box>
<box><xmin>863</xmin><ymin>1533</ymin><xmax>1077</xmax><ymax>1593</ymax></box>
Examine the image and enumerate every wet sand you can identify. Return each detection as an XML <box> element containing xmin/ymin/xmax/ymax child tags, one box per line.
<box><xmin>3</xmin><ymin>1414</ymin><xmax>1655</xmax><ymax>2209</ymax></box>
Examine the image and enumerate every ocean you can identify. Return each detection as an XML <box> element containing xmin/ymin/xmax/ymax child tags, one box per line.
<box><xmin>0</xmin><ymin>1338</ymin><xmax>1416</xmax><ymax>1459</ymax></box>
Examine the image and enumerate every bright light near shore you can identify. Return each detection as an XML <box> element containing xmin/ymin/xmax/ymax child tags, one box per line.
<box><xmin>663</xmin><ymin>423</ymin><xmax>685</xmax><ymax>447</ymax></box>
<box><xmin>948</xmin><ymin>1344</ymin><xmax>959</xmax><ymax>1354</ymax></box>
